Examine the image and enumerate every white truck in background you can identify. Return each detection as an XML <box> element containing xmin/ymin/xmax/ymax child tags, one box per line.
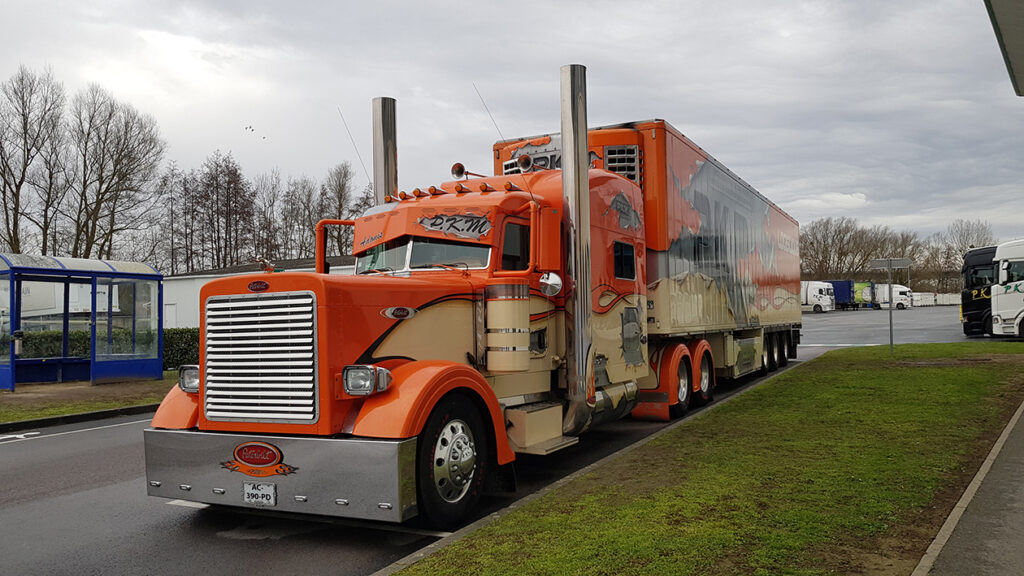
<box><xmin>873</xmin><ymin>283</ymin><xmax>913</xmax><ymax>310</ymax></box>
<box><xmin>991</xmin><ymin>238</ymin><xmax>1024</xmax><ymax>337</ymax></box>
<box><xmin>800</xmin><ymin>281</ymin><xmax>834</xmax><ymax>313</ymax></box>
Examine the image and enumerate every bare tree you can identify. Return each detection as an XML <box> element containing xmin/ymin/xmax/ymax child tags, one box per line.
<box><xmin>24</xmin><ymin>106</ymin><xmax>71</xmax><ymax>255</ymax></box>
<box><xmin>0</xmin><ymin>65</ymin><xmax>65</xmax><ymax>253</ymax></box>
<box><xmin>252</xmin><ymin>169</ymin><xmax>283</xmax><ymax>262</ymax></box>
<box><xmin>65</xmin><ymin>84</ymin><xmax>165</xmax><ymax>258</ymax></box>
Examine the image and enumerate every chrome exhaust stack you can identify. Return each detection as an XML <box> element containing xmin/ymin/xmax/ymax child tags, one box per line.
<box><xmin>372</xmin><ymin>97</ymin><xmax>397</xmax><ymax>205</ymax></box>
<box><xmin>560</xmin><ymin>64</ymin><xmax>595</xmax><ymax>436</ymax></box>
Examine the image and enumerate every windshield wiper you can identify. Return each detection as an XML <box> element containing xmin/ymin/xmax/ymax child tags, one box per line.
<box><xmin>410</xmin><ymin>263</ymin><xmax>469</xmax><ymax>271</ymax></box>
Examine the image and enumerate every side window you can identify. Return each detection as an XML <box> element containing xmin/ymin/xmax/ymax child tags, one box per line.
<box><xmin>501</xmin><ymin>222</ymin><xmax>530</xmax><ymax>270</ymax></box>
<box><xmin>1007</xmin><ymin>261</ymin><xmax>1024</xmax><ymax>284</ymax></box>
<box><xmin>613</xmin><ymin>241</ymin><xmax>636</xmax><ymax>280</ymax></box>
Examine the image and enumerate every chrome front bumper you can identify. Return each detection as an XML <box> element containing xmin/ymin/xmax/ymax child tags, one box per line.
<box><xmin>144</xmin><ymin>428</ymin><xmax>418</xmax><ymax>523</ymax></box>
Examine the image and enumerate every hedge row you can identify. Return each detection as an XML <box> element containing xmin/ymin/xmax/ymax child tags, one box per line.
<box><xmin>0</xmin><ymin>327</ymin><xmax>200</xmax><ymax>371</ymax></box>
<box><xmin>163</xmin><ymin>328</ymin><xmax>200</xmax><ymax>370</ymax></box>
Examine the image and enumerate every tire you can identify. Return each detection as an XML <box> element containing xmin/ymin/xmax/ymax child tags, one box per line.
<box><xmin>759</xmin><ymin>338</ymin><xmax>770</xmax><ymax>376</ymax></box>
<box><xmin>778</xmin><ymin>333</ymin><xmax>790</xmax><ymax>367</ymax></box>
<box><xmin>767</xmin><ymin>334</ymin><xmax>779</xmax><ymax>372</ymax></box>
<box><xmin>417</xmin><ymin>394</ymin><xmax>487</xmax><ymax>530</ymax></box>
<box><xmin>694</xmin><ymin>352</ymin><xmax>715</xmax><ymax>405</ymax></box>
<box><xmin>985</xmin><ymin>317</ymin><xmax>993</xmax><ymax>336</ymax></box>
<box><xmin>813</xmin><ymin>304</ymin><xmax>822</xmax><ymax>313</ymax></box>
<box><xmin>896</xmin><ymin>303</ymin><xmax>906</xmax><ymax>310</ymax></box>
<box><xmin>669</xmin><ymin>357</ymin><xmax>692</xmax><ymax>419</ymax></box>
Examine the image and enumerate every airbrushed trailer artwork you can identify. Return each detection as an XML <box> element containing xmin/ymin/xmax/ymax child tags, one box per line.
<box><xmin>144</xmin><ymin>65</ymin><xmax>800</xmax><ymax>529</ymax></box>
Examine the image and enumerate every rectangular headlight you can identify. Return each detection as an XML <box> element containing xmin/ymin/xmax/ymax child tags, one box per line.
<box><xmin>343</xmin><ymin>365</ymin><xmax>393</xmax><ymax>396</ymax></box>
<box><xmin>178</xmin><ymin>365</ymin><xmax>200</xmax><ymax>393</ymax></box>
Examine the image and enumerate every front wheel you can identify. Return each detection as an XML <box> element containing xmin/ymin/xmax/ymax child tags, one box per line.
<box><xmin>813</xmin><ymin>304</ymin><xmax>823</xmax><ymax>313</ymax></box>
<box><xmin>417</xmin><ymin>394</ymin><xmax>488</xmax><ymax>530</ymax></box>
<box><xmin>896</xmin><ymin>303</ymin><xmax>906</xmax><ymax>310</ymax></box>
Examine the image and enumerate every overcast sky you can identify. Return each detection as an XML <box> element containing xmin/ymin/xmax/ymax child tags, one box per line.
<box><xmin>4</xmin><ymin>0</ymin><xmax>1022</xmax><ymax>240</ymax></box>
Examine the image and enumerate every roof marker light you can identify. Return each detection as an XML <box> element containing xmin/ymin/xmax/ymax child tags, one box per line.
<box><xmin>412</xmin><ymin>188</ymin><xmax>426</xmax><ymax>198</ymax></box>
<box><xmin>428</xmin><ymin>186</ymin><xmax>442</xmax><ymax>195</ymax></box>
<box><xmin>454</xmin><ymin>183</ymin><xmax>468</xmax><ymax>193</ymax></box>
<box><xmin>504</xmin><ymin>182</ymin><xmax>521</xmax><ymax>192</ymax></box>
<box><xmin>398</xmin><ymin>191</ymin><xmax>410</xmax><ymax>200</ymax></box>
<box><xmin>479</xmin><ymin>183</ymin><xmax>495</xmax><ymax>192</ymax></box>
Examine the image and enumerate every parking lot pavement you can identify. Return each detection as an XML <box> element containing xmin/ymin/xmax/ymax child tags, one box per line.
<box><xmin>799</xmin><ymin>305</ymin><xmax>968</xmax><ymax>348</ymax></box>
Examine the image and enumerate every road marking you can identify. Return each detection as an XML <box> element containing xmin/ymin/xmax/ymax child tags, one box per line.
<box><xmin>0</xmin><ymin>432</ymin><xmax>40</xmax><ymax>442</ymax></box>
<box><xmin>800</xmin><ymin>343</ymin><xmax>858</xmax><ymax>347</ymax></box>
<box><xmin>167</xmin><ymin>500</ymin><xmax>211</xmax><ymax>509</ymax></box>
<box><xmin>0</xmin><ymin>418</ymin><xmax>151</xmax><ymax>445</ymax></box>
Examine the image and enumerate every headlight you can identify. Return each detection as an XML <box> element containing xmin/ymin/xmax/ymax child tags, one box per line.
<box><xmin>178</xmin><ymin>365</ymin><xmax>200</xmax><ymax>393</ymax></box>
<box><xmin>343</xmin><ymin>365</ymin><xmax>393</xmax><ymax>396</ymax></box>
<box><xmin>993</xmin><ymin>316</ymin><xmax>1002</xmax><ymax>325</ymax></box>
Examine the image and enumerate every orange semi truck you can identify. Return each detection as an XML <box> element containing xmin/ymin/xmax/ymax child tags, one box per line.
<box><xmin>144</xmin><ymin>65</ymin><xmax>801</xmax><ymax>529</ymax></box>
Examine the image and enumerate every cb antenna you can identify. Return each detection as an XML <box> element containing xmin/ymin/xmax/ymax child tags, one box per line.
<box><xmin>336</xmin><ymin>105</ymin><xmax>372</xmax><ymax>185</ymax></box>
<box><xmin>473</xmin><ymin>82</ymin><xmax>536</xmax><ymax>203</ymax></box>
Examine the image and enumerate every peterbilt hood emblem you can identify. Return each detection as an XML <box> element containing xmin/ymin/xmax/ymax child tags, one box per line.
<box><xmin>417</xmin><ymin>213</ymin><xmax>492</xmax><ymax>240</ymax></box>
<box><xmin>248</xmin><ymin>280</ymin><xmax>269</xmax><ymax>292</ymax></box>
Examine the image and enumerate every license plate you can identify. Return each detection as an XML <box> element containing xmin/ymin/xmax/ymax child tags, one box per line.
<box><xmin>243</xmin><ymin>482</ymin><xmax>276</xmax><ymax>507</ymax></box>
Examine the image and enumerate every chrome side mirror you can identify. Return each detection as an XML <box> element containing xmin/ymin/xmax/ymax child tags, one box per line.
<box><xmin>539</xmin><ymin>272</ymin><xmax>563</xmax><ymax>297</ymax></box>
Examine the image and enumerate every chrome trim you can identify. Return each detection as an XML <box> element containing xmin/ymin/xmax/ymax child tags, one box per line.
<box><xmin>372</xmin><ymin>97</ymin><xmax>397</xmax><ymax>205</ymax></box>
<box><xmin>203</xmin><ymin>291</ymin><xmax>319</xmax><ymax>424</ymax></box>
<box><xmin>484</xmin><ymin>284</ymin><xmax>529</xmax><ymax>300</ymax></box>
<box><xmin>144</xmin><ymin>429</ymin><xmax>418</xmax><ymax>523</ymax></box>
<box><xmin>561</xmin><ymin>64</ymin><xmax>595</xmax><ymax>436</ymax></box>
<box><xmin>488</xmin><ymin>346</ymin><xmax>530</xmax><ymax>352</ymax></box>
<box><xmin>490</xmin><ymin>328</ymin><xmax>530</xmax><ymax>334</ymax></box>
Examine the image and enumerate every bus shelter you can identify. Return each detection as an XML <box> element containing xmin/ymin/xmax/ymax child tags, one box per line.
<box><xmin>0</xmin><ymin>253</ymin><xmax>163</xmax><ymax>391</ymax></box>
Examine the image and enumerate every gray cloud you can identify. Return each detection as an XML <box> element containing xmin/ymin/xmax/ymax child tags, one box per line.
<box><xmin>3</xmin><ymin>0</ymin><xmax>1021</xmax><ymax>240</ymax></box>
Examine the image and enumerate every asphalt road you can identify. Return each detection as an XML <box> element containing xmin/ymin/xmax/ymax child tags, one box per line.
<box><xmin>1</xmin><ymin>306</ymin><xmax>961</xmax><ymax>576</ymax></box>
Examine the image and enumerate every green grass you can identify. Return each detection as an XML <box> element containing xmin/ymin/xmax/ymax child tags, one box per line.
<box><xmin>401</xmin><ymin>342</ymin><xmax>1024</xmax><ymax>576</ymax></box>
<box><xmin>0</xmin><ymin>370</ymin><xmax>175</xmax><ymax>424</ymax></box>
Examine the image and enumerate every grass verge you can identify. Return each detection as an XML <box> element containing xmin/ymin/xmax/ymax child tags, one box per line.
<box><xmin>400</xmin><ymin>342</ymin><xmax>1024</xmax><ymax>576</ymax></box>
<box><xmin>0</xmin><ymin>371</ymin><xmax>175</xmax><ymax>423</ymax></box>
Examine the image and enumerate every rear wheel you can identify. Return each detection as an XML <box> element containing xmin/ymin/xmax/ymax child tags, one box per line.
<box><xmin>778</xmin><ymin>333</ymin><xmax>790</xmax><ymax>367</ymax></box>
<box><xmin>694</xmin><ymin>352</ymin><xmax>715</xmax><ymax>404</ymax></box>
<box><xmin>669</xmin><ymin>357</ymin><xmax>692</xmax><ymax>418</ymax></box>
<box><xmin>767</xmin><ymin>334</ymin><xmax>779</xmax><ymax>372</ymax></box>
<box><xmin>417</xmin><ymin>394</ymin><xmax>487</xmax><ymax>530</ymax></box>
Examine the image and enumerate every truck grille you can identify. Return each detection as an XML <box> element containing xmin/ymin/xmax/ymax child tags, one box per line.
<box><xmin>203</xmin><ymin>291</ymin><xmax>318</xmax><ymax>423</ymax></box>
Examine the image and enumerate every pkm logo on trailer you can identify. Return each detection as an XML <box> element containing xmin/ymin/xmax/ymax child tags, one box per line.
<box><xmin>221</xmin><ymin>441</ymin><xmax>298</xmax><ymax>477</ymax></box>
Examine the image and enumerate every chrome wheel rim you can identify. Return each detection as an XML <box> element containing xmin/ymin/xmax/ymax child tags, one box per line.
<box><xmin>677</xmin><ymin>364</ymin><xmax>690</xmax><ymax>404</ymax></box>
<box><xmin>432</xmin><ymin>419</ymin><xmax>477</xmax><ymax>503</ymax></box>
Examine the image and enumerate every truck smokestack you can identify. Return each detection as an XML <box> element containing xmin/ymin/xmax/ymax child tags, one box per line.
<box><xmin>372</xmin><ymin>97</ymin><xmax>397</xmax><ymax>205</ymax></box>
<box><xmin>560</xmin><ymin>64</ymin><xmax>594</xmax><ymax>436</ymax></box>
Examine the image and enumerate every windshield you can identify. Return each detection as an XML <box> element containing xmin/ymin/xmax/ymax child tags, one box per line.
<box><xmin>356</xmin><ymin>236</ymin><xmax>491</xmax><ymax>274</ymax></box>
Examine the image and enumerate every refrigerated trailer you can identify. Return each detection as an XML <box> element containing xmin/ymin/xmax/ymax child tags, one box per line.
<box><xmin>144</xmin><ymin>65</ymin><xmax>801</xmax><ymax>529</ymax></box>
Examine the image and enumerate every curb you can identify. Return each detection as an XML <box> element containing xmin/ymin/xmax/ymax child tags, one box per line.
<box><xmin>0</xmin><ymin>403</ymin><xmax>160</xmax><ymax>433</ymax></box>
<box><xmin>910</xmin><ymin>393</ymin><xmax>1024</xmax><ymax>575</ymax></box>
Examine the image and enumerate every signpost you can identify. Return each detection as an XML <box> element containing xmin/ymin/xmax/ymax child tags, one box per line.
<box><xmin>869</xmin><ymin>258</ymin><xmax>912</xmax><ymax>356</ymax></box>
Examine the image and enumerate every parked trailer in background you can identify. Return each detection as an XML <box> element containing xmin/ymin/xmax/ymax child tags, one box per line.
<box><xmin>144</xmin><ymin>65</ymin><xmax>801</xmax><ymax>529</ymax></box>
<box><xmin>961</xmin><ymin>245</ymin><xmax>997</xmax><ymax>335</ymax></box>
<box><xmin>800</xmin><ymin>281</ymin><xmax>834</xmax><ymax>313</ymax></box>
<box><xmin>828</xmin><ymin>280</ymin><xmax>870</xmax><ymax>310</ymax></box>
<box><xmin>992</xmin><ymin>239</ymin><xmax>1024</xmax><ymax>337</ymax></box>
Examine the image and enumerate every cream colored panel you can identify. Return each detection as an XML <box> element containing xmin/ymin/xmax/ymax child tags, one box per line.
<box><xmin>374</xmin><ymin>301</ymin><xmax>475</xmax><ymax>364</ymax></box>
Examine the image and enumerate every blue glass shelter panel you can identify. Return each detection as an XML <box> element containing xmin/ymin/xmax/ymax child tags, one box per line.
<box><xmin>92</xmin><ymin>277</ymin><xmax>162</xmax><ymax>383</ymax></box>
<box><xmin>0</xmin><ymin>273</ymin><xmax>9</xmax><ymax>390</ymax></box>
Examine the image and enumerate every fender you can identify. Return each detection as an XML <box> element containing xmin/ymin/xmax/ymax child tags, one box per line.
<box><xmin>687</xmin><ymin>339</ymin><xmax>715</xmax><ymax>390</ymax></box>
<box><xmin>150</xmin><ymin>386</ymin><xmax>199</xmax><ymax>429</ymax></box>
<box><xmin>632</xmin><ymin>343</ymin><xmax>689</xmax><ymax>421</ymax></box>
<box><xmin>352</xmin><ymin>361</ymin><xmax>515</xmax><ymax>465</ymax></box>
